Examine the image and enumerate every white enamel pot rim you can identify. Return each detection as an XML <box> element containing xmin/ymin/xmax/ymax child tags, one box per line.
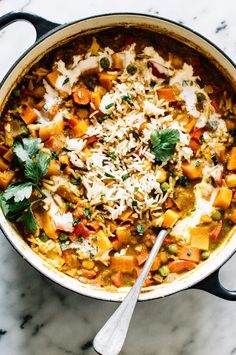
<box><xmin>0</xmin><ymin>11</ymin><xmax>236</xmax><ymax>302</ymax></box>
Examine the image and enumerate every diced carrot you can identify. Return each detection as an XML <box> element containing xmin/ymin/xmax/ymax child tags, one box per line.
<box><xmin>213</xmin><ymin>144</ymin><xmax>226</xmax><ymax>162</ymax></box>
<box><xmin>211</xmin><ymin>220</ymin><xmax>223</xmax><ymax>241</ymax></box>
<box><xmin>0</xmin><ymin>157</ymin><xmax>8</xmax><ymax>172</ymax></box>
<box><xmin>214</xmin><ymin>187</ymin><xmax>233</xmax><ymax>209</ymax></box>
<box><xmin>3</xmin><ymin>149</ymin><xmax>13</xmax><ymax>162</ymax></box>
<box><xmin>136</xmin><ymin>246</ymin><xmax>148</xmax><ymax>266</ymax></box>
<box><xmin>62</xmin><ymin>249</ymin><xmax>78</xmax><ymax>268</ymax></box>
<box><xmin>227</xmin><ymin>147</ymin><xmax>236</xmax><ymax>171</ymax></box>
<box><xmin>211</xmin><ymin>99</ymin><xmax>221</xmax><ymax>113</ymax></box>
<box><xmin>45</xmin><ymin>160</ymin><xmax>61</xmax><ymax>177</ymax></box>
<box><xmin>94</xmin><ymin>230</ymin><xmax>112</xmax><ymax>251</ymax></box>
<box><xmin>110</xmin><ymin>255</ymin><xmax>134</xmax><ymax>273</ymax></box>
<box><xmin>116</xmin><ymin>226</ymin><xmax>131</xmax><ymax>244</ymax></box>
<box><xmin>178</xmin><ymin>246</ymin><xmax>200</xmax><ymax>263</ymax></box>
<box><xmin>189</xmin><ymin>138</ymin><xmax>201</xmax><ymax>152</ymax></box>
<box><xmin>20</xmin><ymin>105</ymin><xmax>38</xmax><ymax>125</ymax></box>
<box><xmin>111</xmin><ymin>237</ymin><xmax>123</xmax><ymax>251</ymax></box>
<box><xmin>168</xmin><ymin>260</ymin><xmax>197</xmax><ymax>273</ymax></box>
<box><xmin>112</xmin><ymin>271</ymin><xmax>122</xmax><ymax>287</ymax></box>
<box><xmin>119</xmin><ymin>208</ymin><xmax>133</xmax><ymax>221</ymax></box>
<box><xmin>184</xmin><ymin>117</ymin><xmax>197</xmax><ymax>133</ymax></box>
<box><xmin>0</xmin><ymin>170</ymin><xmax>15</xmax><ymax>189</ymax></box>
<box><xmin>0</xmin><ymin>145</ymin><xmax>8</xmax><ymax>155</ymax></box>
<box><xmin>44</xmin><ymin>136</ymin><xmax>64</xmax><ymax>152</ymax></box>
<box><xmin>39</xmin><ymin>119</ymin><xmax>64</xmax><ymax>141</ymax></box>
<box><xmin>182</xmin><ymin>161</ymin><xmax>202</xmax><ymax>179</ymax></box>
<box><xmin>34</xmin><ymin>209</ymin><xmax>58</xmax><ymax>240</ymax></box>
<box><xmin>162</xmin><ymin>209</ymin><xmax>180</xmax><ymax>228</ymax></box>
<box><xmin>157</xmin><ymin>87</ymin><xmax>176</xmax><ymax>102</ymax></box>
<box><xmin>191</xmin><ymin>127</ymin><xmax>204</xmax><ymax>143</ymax></box>
<box><xmin>86</xmin><ymin>135</ymin><xmax>97</xmax><ymax>145</ymax></box>
<box><xmin>150</xmin><ymin>254</ymin><xmax>161</xmax><ymax>271</ymax></box>
<box><xmin>228</xmin><ymin>209</ymin><xmax>236</xmax><ymax>224</ymax></box>
<box><xmin>72</xmin><ymin>87</ymin><xmax>91</xmax><ymax>105</ymax></box>
<box><xmin>73</xmin><ymin>222</ymin><xmax>90</xmax><ymax>238</ymax></box>
<box><xmin>226</xmin><ymin>174</ymin><xmax>236</xmax><ymax>188</ymax></box>
<box><xmin>190</xmin><ymin>232</ymin><xmax>210</xmax><ymax>251</ymax></box>
<box><xmin>99</xmin><ymin>71</ymin><xmax>119</xmax><ymax>91</ymax></box>
<box><xmin>112</xmin><ymin>53</ymin><xmax>124</xmax><ymax>70</ymax></box>
<box><xmin>71</xmin><ymin>119</ymin><xmax>89</xmax><ymax>138</ymax></box>
<box><xmin>46</xmin><ymin>70</ymin><xmax>60</xmax><ymax>88</ymax></box>
<box><xmin>91</xmin><ymin>91</ymin><xmax>102</xmax><ymax>110</ymax></box>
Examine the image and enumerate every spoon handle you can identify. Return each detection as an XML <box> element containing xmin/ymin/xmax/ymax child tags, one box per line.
<box><xmin>93</xmin><ymin>229</ymin><xmax>169</xmax><ymax>355</ymax></box>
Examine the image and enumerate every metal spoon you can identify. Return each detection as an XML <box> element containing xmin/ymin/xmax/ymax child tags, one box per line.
<box><xmin>93</xmin><ymin>228</ymin><xmax>169</xmax><ymax>355</ymax></box>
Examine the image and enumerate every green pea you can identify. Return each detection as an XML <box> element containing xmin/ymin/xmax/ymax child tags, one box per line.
<box><xmin>100</xmin><ymin>57</ymin><xmax>110</xmax><ymax>70</ymax></box>
<box><xmin>201</xmin><ymin>251</ymin><xmax>210</xmax><ymax>260</ymax></box>
<box><xmin>161</xmin><ymin>182</ymin><xmax>169</xmax><ymax>192</ymax></box>
<box><xmin>12</xmin><ymin>89</ymin><xmax>20</xmax><ymax>98</ymax></box>
<box><xmin>59</xmin><ymin>233</ymin><xmax>69</xmax><ymax>243</ymax></box>
<box><xmin>158</xmin><ymin>265</ymin><xmax>170</xmax><ymax>277</ymax></box>
<box><xmin>167</xmin><ymin>244</ymin><xmax>179</xmax><ymax>255</ymax></box>
<box><xmin>40</xmin><ymin>232</ymin><xmax>49</xmax><ymax>242</ymax></box>
<box><xmin>126</xmin><ymin>64</ymin><xmax>137</xmax><ymax>75</ymax></box>
<box><xmin>211</xmin><ymin>210</ymin><xmax>222</xmax><ymax>221</ymax></box>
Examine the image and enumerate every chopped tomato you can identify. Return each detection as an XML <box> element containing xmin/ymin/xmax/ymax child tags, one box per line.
<box><xmin>214</xmin><ymin>171</ymin><xmax>223</xmax><ymax>187</ymax></box>
<box><xmin>112</xmin><ymin>271</ymin><xmax>122</xmax><ymax>287</ymax></box>
<box><xmin>149</xmin><ymin>61</ymin><xmax>166</xmax><ymax>79</ymax></box>
<box><xmin>68</xmin><ymin>117</ymin><xmax>79</xmax><ymax>127</ymax></box>
<box><xmin>163</xmin><ymin>235</ymin><xmax>175</xmax><ymax>246</ymax></box>
<box><xmin>68</xmin><ymin>233</ymin><xmax>78</xmax><ymax>243</ymax></box>
<box><xmin>212</xmin><ymin>220</ymin><xmax>223</xmax><ymax>241</ymax></box>
<box><xmin>144</xmin><ymin>278</ymin><xmax>153</xmax><ymax>287</ymax></box>
<box><xmin>73</xmin><ymin>222</ymin><xmax>90</xmax><ymax>237</ymax></box>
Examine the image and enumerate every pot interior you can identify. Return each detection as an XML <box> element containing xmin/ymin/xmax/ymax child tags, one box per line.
<box><xmin>0</xmin><ymin>13</ymin><xmax>236</xmax><ymax>301</ymax></box>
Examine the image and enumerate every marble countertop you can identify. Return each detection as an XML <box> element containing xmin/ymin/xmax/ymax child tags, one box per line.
<box><xmin>0</xmin><ymin>0</ymin><xmax>236</xmax><ymax>354</ymax></box>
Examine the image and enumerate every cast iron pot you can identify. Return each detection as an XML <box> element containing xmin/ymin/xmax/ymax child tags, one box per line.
<box><xmin>0</xmin><ymin>11</ymin><xmax>236</xmax><ymax>302</ymax></box>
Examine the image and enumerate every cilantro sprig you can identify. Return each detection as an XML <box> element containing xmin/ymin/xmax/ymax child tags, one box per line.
<box><xmin>0</xmin><ymin>138</ymin><xmax>50</xmax><ymax>233</ymax></box>
<box><xmin>150</xmin><ymin>129</ymin><xmax>180</xmax><ymax>162</ymax></box>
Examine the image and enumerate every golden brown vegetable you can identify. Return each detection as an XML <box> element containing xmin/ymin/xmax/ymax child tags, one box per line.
<box><xmin>214</xmin><ymin>187</ymin><xmax>233</xmax><ymax>210</ymax></box>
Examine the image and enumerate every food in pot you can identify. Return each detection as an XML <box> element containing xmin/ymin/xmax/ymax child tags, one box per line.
<box><xmin>0</xmin><ymin>28</ymin><xmax>235</xmax><ymax>290</ymax></box>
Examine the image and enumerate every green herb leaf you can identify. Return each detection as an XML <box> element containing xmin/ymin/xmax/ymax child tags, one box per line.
<box><xmin>136</xmin><ymin>224</ymin><xmax>144</xmax><ymax>235</ymax></box>
<box><xmin>73</xmin><ymin>218</ymin><xmax>80</xmax><ymax>226</ymax></box>
<box><xmin>0</xmin><ymin>197</ymin><xmax>30</xmax><ymax>219</ymax></box>
<box><xmin>107</xmin><ymin>151</ymin><xmax>116</xmax><ymax>160</ymax></box>
<box><xmin>122</xmin><ymin>172</ymin><xmax>130</xmax><ymax>181</ymax></box>
<box><xmin>17</xmin><ymin>207</ymin><xmax>38</xmax><ymax>233</ymax></box>
<box><xmin>62</xmin><ymin>77</ymin><xmax>69</xmax><ymax>85</ymax></box>
<box><xmin>72</xmin><ymin>177</ymin><xmax>81</xmax><ymax>185</ymax></box>
<box><xmin>105</xmin><ymin>103</ymin><xmax>114</xmax><ymax>110</ymax></box>
<box><xmin>195</xmin><ymin>160</ymin><xmax>201</xmax><ymax>167</ymax></box>
<box><xmin>13</xmin><ymin>138</ymin><xmax>41</xmax><ymax>164</ymax></box>
<box><xmin>132</xmin><ymin>200</ymin><xmax>138</xmax><ymax>207</ymax></box>
<box><xmin>131</xmin><ymin>130</ymin><xmax>139</xmax><ymax>139</ymax></box>
<box><xmin>122</xmin><ymin>94</ymin><xmax>132</xmax><ymax>104</ymax></box>
<box><xmin>83</xmin><ymin>208</ymin><xmax>91</xmax><ymax>219</ymax></box>
<box><xmin>179</xmin><ymin>175</ymin><xmax>190</xmax><ymax>187</ymax></box>
<box><xmin>51</xmin><ymin>152</ymin><xmax>59</xmax><ymax>161</ymax></box>
<box><xmin>150</xmin><ymin>129</ymin><xmax>180</xmax><ymax>162</ymax></box>
<box><xmin>2</xmin><ymin>182</ymin><xmax>33</xmax><ymax>203</ymax></box>
<box><xmin>105</xmin><ymin>172</ymin><xmax>115</xmax><ymax>179</ymax></box>
<box><xmin>25</xmin><ymin>153</ymin><xmax>50</xmax><ymax>184</ymax></box>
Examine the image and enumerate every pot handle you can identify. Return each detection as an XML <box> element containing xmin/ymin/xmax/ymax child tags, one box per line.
<box><xmin>0</xmin><ymin>12</ymin><xmax>60</xmax><ymax>40</ymax></box>
<box><xmin>193</xmin><ymin>264</ymin><xmax>236</xmax><ymax>301</ymax></box>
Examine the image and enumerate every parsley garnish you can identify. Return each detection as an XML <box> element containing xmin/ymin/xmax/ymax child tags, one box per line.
<box><xmin>62</xmin><ymin>77</ymin><xmax>70</xmax><ymax>85</ymax></box>
<box><xmin>105</xmin><ymin>103</ymin><xmax>114</xmax><ymax>110</ymax></box>
<box><xmin>150</xmin><ymin>129</ymin><xmax>180</xmax><ymax>162</ymax></box>
<box><xmin>83</xmin><ymin>208</ymin><xmax>91</xmax><ymax>219</ymax></box>
<box><xmin>78</xmin><ymin>236</ymin><xmax>83</xmax><ymax>243</ymax></box>
<box><xmin>0</xmin><ymin>138</ymin><xmax>50</xmax><ymax>233</ymax></box>
<box><xmin>122</xmin><ymin>94</ymin><xmax>132</xmax><ymax>104</ymax></box>
<box><xmin>105</xmin><ymin>172</ymin><xmax>115</xmax><ymax>179</ymax></box>
<box><xmin>51</xmin><ymin>152</ymin><xmax>59</xmax><ymax>161</ymax></box>
<box><xmin>212</xmin><ymin>155</ymin><xmax>218</xmax><ymax>166</ymax></box>
<box><xmin>72</xmin><ymin>177</ymin><xmax>81</xmax><ymax>185</ymax></box>
<box><xmin>73</xmin><ymin>218</ymin><xmax>80</xmax><ymax>226</ymax></box>
<box><xmin>122</xmin><ymin>172</ymin><xmax>130</xmax><ymax>181</ymax></box>
<box><xmin>132</xmin><ymin>200</ymin><xmax>138</xmax><ymax>207</ymax></box>
<box><xmin>107</xmin><ymin>152</ymin><xmax>116</xmax><ymax>160</ymax></box>
<box><xmin>131</xmin><ymin>130</ymin><xmax>139</xmax><ymax>139</ymax></box>
<box><xmin>179</xmin><ymin>175</ymin><xmax>190</xmax><ymax>187</ymax></box>
<box><xmin>195</xmin><ymin>160</ymin><xmax>201</xmax><ymax>167</ymax></box>
<box><xmin>60</xmin><ymin>163</ymin><xmax>68</xmax><ymax>171</ymax></box>
<box><xmin>136</xmin><ymin>224</ymin><xmax>144</xmax><ymax>235</ymax></box>
<box><xmin>134</xmin><ymin>187</ymin><xmax>139</xmax><ymax>192</ymax></box>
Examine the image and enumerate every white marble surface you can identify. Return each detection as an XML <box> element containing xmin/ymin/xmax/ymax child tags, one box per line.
<box><xmin>0</xmin><ymin>0</ymin><xmax>236</xmax><ymax>354</ymax></box>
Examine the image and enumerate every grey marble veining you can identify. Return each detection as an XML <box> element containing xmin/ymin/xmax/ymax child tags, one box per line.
<box><xmin>0</xmin><ymin>0</ymin><xmax>236</xmax><ymax>354</ymax></box>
